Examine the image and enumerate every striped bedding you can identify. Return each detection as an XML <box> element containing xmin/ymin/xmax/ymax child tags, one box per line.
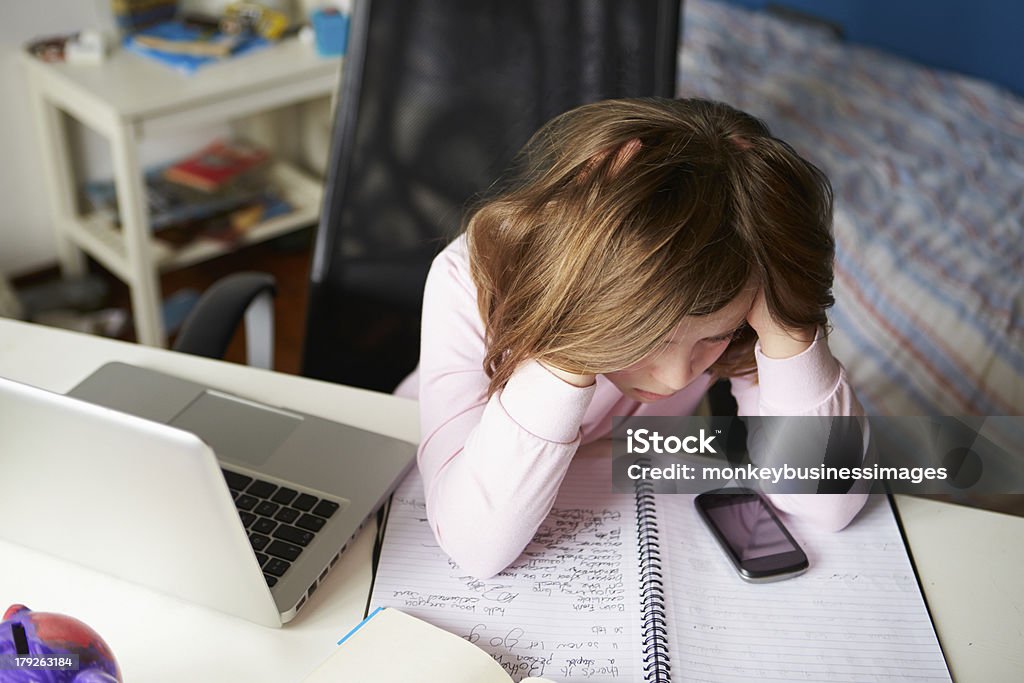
<box><xmin>678</xmin><ymin>0</ymin><xmax>1024</xmax><ymax>416</ymax></box>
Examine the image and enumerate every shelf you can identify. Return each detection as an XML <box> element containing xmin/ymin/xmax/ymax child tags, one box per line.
<box><xmin>23</xmin><ymin>39</ymin><xmax>341</xmax><ymax>137</ymax></box>
<box><xmin>70</xmin><ymin>161</ymin><xmax>322</xmax><ymax>278</ymax></box>
<box><xmin>27</xmin><ymin>35</ymin><xmax>339</xmax><ymax>346</ymax></box>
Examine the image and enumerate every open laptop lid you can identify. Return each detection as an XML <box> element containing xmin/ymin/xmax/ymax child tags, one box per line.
<box><xmin>0</xmin><ymin>376</ymin><xmax>282</xmax><ymax>628</ymax></box>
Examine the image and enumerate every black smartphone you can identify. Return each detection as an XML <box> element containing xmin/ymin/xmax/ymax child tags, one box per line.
<box><xmin>694</xmin><ymin>487</ymin><xmax>809</xmax><ymax>582</ymax></box>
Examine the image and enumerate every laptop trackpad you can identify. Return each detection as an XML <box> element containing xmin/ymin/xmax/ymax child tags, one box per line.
<box><xmin>170</xmin><ymin>390</ymin><xmax>301</xmax><ymax>467</ymax></box>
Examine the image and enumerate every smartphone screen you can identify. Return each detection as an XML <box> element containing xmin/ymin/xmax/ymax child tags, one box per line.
<box><xmin>695</xmin><ymin>489</ymin><xmax>808</xmax><ymax>581</ymax></box>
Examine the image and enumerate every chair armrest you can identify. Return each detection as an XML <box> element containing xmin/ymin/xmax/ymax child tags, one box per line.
<box><xmin>173</xmin><ymin>272</ymin><xmax>277</xmax><ymax>369</ymax></box>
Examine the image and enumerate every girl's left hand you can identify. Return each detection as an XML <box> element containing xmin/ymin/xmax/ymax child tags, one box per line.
<box><xmin>745</xmin><ymin>288</ymin><xmax>816</xmax><ymax>359</ymax></box>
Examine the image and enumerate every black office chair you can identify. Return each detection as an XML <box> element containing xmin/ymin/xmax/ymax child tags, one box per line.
<box><xmin>176</xmin><ymin>0</ymin><xmax>682</xmax><ymax>392</ymax></box>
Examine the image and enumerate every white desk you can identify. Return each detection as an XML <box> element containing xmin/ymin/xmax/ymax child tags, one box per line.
<box><xmin>892</xmin><ymin>496</ymin><xmax>1024</xmax><ymax>679</ymax></box>
<box><xmin>0</xmin><ymin>319</ymin><xmax>415</xmax><ymax>682</ymax></box>
<box><xmin>23</xmin><ymin>39</ymin><xmax>341</xmax><ymax>347</ymax></box>
<box><xmin>0</xmin><ymin>319</ymin><xmax>1020</xmax><ymax>681</ymax></box>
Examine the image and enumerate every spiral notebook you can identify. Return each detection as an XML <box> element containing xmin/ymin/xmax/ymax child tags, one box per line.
<box><xmin>369</xmin><ymin>448</ymin><xmax>951</xmax><ymax>682</ymax></box>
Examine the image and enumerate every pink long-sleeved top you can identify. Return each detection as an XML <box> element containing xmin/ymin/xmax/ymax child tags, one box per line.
<box><xmin>401</xmin><ymin>236</ymin><xmax>869</xmax><ymax>579</ymax></box>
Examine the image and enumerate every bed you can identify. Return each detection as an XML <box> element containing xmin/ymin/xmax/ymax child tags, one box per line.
<box><xmin>677</xmin><ymin>0</ymin><xmax>1024</xmax><ymax>417</ymax></box>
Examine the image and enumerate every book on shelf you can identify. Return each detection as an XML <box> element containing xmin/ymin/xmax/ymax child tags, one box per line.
<box><xmin>124</xmin><ymin>21</ymin><xmax>269</xmax><ymax>75</ymax></box>
<box><xmin>84</xmin><ymin>168</ymin><xmax>260</xmax><ymax>231</ymax></box>
<box><xmin>367</xmin><ymin>448</ymin><xmax>952</xmax><ymax>682</ymax></box>
<box><xmin>164</xmin><ymin>140</ymin><xmax>270</xmax><ymax>193</ymax></box>
<box><xmin>133</xmin><ymin>29</ymin><xmax>241</xmax><ymax>58</ymax></box>
<box><xmin>82</xmin><ymin>165</ymin><xmax>291</xmax><ymax>249</ymax></box>
<box><xmin>156</xmin><ymin>191</ymin><xmax>292</xmax><ymax>248</ymax></box>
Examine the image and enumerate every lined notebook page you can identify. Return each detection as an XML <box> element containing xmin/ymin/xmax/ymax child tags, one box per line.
<box><xmin>370</xmin><ymin>454</ymin><xmax>642</xmax><ymax>682</ymax></box>
<box><xmin>658</xmin><ymin>494</ymin><xmax>952</xmax><ymax>682</ymax></box>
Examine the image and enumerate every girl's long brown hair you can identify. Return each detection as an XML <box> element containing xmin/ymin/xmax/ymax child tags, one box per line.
<box><xmin>467</xmin><ymin>98</ymin><xmax>834</xmax><ymax>396</ymax></box>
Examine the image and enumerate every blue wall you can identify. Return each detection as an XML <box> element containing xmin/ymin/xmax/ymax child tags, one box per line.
<box><xmin>718</xmin><ymin>0</ymin><xmax>1024</xmax><ymax>96</ymax></box>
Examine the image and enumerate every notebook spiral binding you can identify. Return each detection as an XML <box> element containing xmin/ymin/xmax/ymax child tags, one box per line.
<box><xmin>635</xmin><ymin>457</ymin><xmax>670</xmax><ymax>682</ymax></box>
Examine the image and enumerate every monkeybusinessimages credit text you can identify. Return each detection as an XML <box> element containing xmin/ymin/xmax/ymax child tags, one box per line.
<box><xmin>623</xmin><ymin>428</ymin><xmax>947</xmax><ymax>485</ymax></box>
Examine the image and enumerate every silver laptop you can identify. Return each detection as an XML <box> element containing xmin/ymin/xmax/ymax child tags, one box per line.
<box><xmin>0</xmin><ymin>363</ymin><xmax>416</xmax><ymax>627</ymax></box>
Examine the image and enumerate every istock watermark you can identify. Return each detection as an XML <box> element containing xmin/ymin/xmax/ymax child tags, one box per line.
<box><xmin>611</xmin><ymin>416</ymin><xmax>1024</xmax><ymax>495</ymax></box>
<box><xmin>625</xmin><ymin>428</ymin><xmax>718</xmax><ymax>454</ymax></box>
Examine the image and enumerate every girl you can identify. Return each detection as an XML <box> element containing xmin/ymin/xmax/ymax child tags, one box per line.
<box><xmin>398</xmin><ymin>98</ymin><xmax>869</xmax><ymax>579</ymax></box>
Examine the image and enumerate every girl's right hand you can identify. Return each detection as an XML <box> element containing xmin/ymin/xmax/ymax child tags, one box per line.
<box><xmin>538</xmin><ymin>361</ymin><xmax>596</xmax><ymax>388</ymax></box>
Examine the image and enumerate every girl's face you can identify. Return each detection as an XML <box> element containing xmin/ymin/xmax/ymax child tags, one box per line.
<box><xmin>604</xmin><ymin>287</ymin><xmax>756</xmax><ymax>402</ymax></box>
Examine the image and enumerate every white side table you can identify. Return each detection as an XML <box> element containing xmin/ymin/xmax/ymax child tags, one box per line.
<box><xmin>23</xmin><ymin>39</ymin><xmax>341</xmax><ymax>346</ymax></box>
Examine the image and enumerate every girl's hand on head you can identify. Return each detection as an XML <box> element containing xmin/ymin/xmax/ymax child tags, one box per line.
<box><xmin>538</xmin><ymin>361</ymin><xmax>596</xmax><ymax>388</ymax></box>
<box><xmin>745</xmin><ymin>288</ymin><xmax>817</xmax><ymax>359</ymax></box>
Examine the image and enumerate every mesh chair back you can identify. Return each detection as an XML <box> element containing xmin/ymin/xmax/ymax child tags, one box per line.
<box><xmin>304</xmin><ymin>0</ymin><xmax>681</xmax><ymax>391</ymax></box>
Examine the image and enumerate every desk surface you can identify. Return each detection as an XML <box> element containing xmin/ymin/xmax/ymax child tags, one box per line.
<box><xmin>0</xmin><ymin>319</ymin><xmax>416</xmax><ymax>682</ymax></box>
<box><xmin>0</xmin><ymin>319</ymin><xmax>1020</xmax><ymax>681</ymax></box>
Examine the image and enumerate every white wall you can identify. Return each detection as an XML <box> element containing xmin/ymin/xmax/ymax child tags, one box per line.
<box><xmin>1</xmin><ymin>0</ymin><xmax>99</xmax><ymax>277</ymax></box>
<box><xmin>0</xmin><ymin>0</ymin><xmax>333</xmax><ymax>278</ymax></box>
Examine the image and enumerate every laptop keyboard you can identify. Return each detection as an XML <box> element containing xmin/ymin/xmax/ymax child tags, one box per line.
<box><xmin>221</xmin><ymin>469</ymin><xmax>339</xmax><ymax>588</ymax></box>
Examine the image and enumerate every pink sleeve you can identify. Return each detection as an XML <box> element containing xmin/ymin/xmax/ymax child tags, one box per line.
<box><xmin>416</xmin><ymin>241</ymin><xmax>595</xmax><ymax>578</ymax></box>
<box><xmin>730</xmin><ymin>332</ymin><xmax>871</xmax><ymax>532</ymax></box>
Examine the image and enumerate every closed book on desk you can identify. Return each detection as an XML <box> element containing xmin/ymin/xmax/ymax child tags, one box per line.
<box><xmin>369</xmin><ymin>450</ymin><xmax>952</xmax><ymax>682</ymax></box>
<box><xmin>303</xmin><ymin>606</ymin><xmax>555</xmax><ymax>682</ymax></box>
